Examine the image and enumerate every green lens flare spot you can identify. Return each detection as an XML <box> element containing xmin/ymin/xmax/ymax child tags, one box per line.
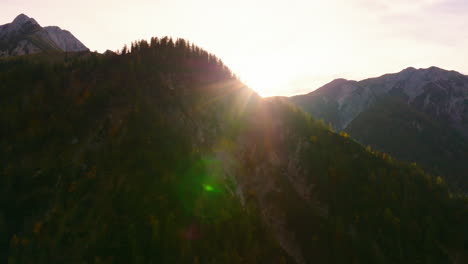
<box><xmin>203</xmin><ymin>184</ymin><xmax>215</xmax><ymax>192</ymax></box>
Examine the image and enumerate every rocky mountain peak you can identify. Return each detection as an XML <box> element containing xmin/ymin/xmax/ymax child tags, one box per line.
<box><xmin>329</xmin><ymin>78</ymin><xmax>349</xmax><ymax>85</ymax></box>
<box><xmin>399</xmin><ymin>66</ymin><xmax>417</xmax><ymax>76</ymax></box>
<box><xmin>426</xmin><ymin>66</ymin><xmax>444</xmax><ymax>72</ymax></box>
<box><xmin>0</xmin><ymin>13</ymin><xmax>88</xmax><ymax>57</ymax></box>
<box><xmin>403</xmin><ymin>66</ymin><xmax>416</xmax><ymax>71</ymax></box>
<box><xmin>323</xmin><ymin>78</ymin><xmax>351</xmax><ymax>88</ymax></box>
<box><xmin>12</xmin><ymin>13</ymin><xmax>38</xmax><ymax>25</ymax></box>
<box><xmin>403</xmin><ymin>66</ymin><xmax>460</xmax><ymax>80</ymax></box>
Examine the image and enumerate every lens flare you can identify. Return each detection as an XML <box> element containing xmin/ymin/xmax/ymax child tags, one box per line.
<box><xmin>202</xmin><ymin>184</ymin><xmax>215</xmax><ymax>192</ymax></box>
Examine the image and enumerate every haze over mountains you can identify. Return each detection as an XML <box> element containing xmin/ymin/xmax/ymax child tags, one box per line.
<box><xmin>290</xmin><ymin>67</ymin><xmax>468</xmax><ymax>190</ymax></box>
<box><xmin>0</xmin><ymin>14</ymin><xmax>88</xmax><ymax>57</ymax></box>
<box><xmin>1</xmin><ymin>14</ymin><xmax>467</xmax><ymax>264</ymax></box>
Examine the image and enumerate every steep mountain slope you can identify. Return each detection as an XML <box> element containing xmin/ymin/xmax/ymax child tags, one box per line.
<box><xmin>0</xmin><ymin>14</ymin><xmax>88</xmax><ymax>57</ymax></box>
<box><xmin>42</xmin><ymin>26</ymin><xmax>88</xmax><ymax>52</ymax></box>
<box><xmin>289</xmin><ymin>67</ymin><xmax>468</xmax><ymax>191</ymax></box>
<box><xmin>0</xmin><ymin>40</ymin><xmax>467</xmax><ymax>263</ymax></box>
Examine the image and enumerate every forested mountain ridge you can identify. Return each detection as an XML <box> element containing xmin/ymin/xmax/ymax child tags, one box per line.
<box><xmin>0</xmin><ymin>38</ymin><xmax>467</xmax><ymax>263</ymax></box>
<box><xmin>289</xmin><ymin>67</ymin><xmax>468</xmax><ymax>191</ymax></box>
<box><xmin>0</xmin><ymin>14</ymin><xmax>88</xmax><ymax>57</ymax></box>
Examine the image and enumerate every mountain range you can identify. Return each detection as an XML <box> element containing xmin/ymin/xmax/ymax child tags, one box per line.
<box><xmin>0</xmin><ymin>14</ymin><xmax>88</xmax><ymax>57</ymax></box>
<box><xmin>0</xmin><ymin>14</ymin><xmax>467</xmax><ymax>264</ymax></box>
<box><xmin>290</xmin><ymin>67</ymin><xmax>468</xmax><ymax>191</ymax></box>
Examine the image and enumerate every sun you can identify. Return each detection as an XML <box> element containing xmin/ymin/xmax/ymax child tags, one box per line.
<box><xmin>241</xmin><ymin>75</ymin><xmax>282</xmax><ymax>98</ymax></box>
<box><xmin>227</xmin><ymin>51</ymin><xmax>329</xmax><ymax>98</ymax></box>
<box><xmin>232</xmin><ymin>58</ymin><xmax>296</xmax><ymax>98</ymax></box>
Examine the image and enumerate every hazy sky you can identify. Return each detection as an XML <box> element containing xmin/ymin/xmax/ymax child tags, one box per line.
<box><xmin>2</xmin><ymin>0</ymin><xmax>468</xmax><ymax>96</ymax></box>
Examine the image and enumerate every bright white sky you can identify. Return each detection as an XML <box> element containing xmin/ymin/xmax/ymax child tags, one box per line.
<box><xmin>2</xmin><ymin>0</ymin><xmax>468</xmax><ymax>96</ymax></box>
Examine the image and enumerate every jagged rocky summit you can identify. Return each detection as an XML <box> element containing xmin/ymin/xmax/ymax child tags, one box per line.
<box><xmin>0</xmin><ymin>13</ymin><xmax>88</xmax><ymax>57</ymax></box>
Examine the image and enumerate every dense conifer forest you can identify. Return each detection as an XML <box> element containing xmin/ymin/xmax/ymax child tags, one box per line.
<box><xmin>0</xmin><ymin>38</ymin><xmax>467</xmax><ymax>263</ymax></box>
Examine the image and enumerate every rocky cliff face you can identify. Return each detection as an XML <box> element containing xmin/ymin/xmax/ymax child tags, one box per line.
<box><xmin>0</xmin><ymin>14</ymin><xmax>88</xmax><ymax>57</ymax></box>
